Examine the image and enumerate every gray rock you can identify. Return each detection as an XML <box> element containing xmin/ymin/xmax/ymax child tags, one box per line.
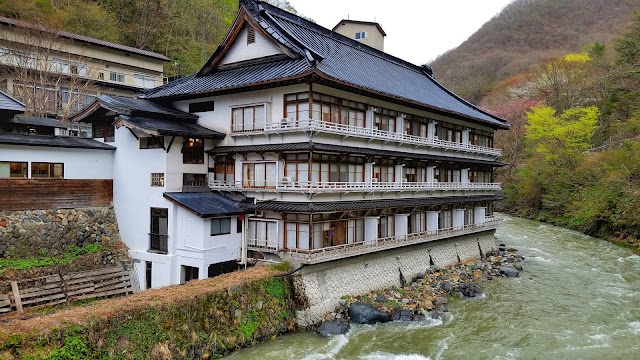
<box><xmin>500</xmin><ymin>266</ymin><xmax>519</xmax><ymax>277</ymax></box>
<box><xmin>442</xmin><ymin>280</ymin><xmax>453</xmax><ymax>292</ymax></box>
<box><xmin>348</xmin><ymin>302</ymin><xmax>390</xmax><ymax>324</ymax></box>
<box><xmin>375</xmin><ymin>295</ymin><xmax>388</xmax><ymax>303</ymax></box>
<box><xmin>317</xmin><ymin>319</ymin><xmax>350</xmax><ymax>337</ymax></box>
<box><xmin>401</xmin><ymin>298</ymin><xmax>410</xmax><ymax>305</ymax></box>
<box><xmin>338</xmin><ymin>299</ymin><xmax>347</xmax><ymax>306</ymax></box>
<box><xmin>390</xmin><ymin>309</ymin><xmax>414</xmax><ymax>322</ymax></box>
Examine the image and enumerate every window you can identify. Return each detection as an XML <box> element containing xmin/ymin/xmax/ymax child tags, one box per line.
<box><xmin>247</xmin><ymin>27</ymin><xmax>256</xmax><ymax>44</ymax></box>
<box><xmin>347</xmin><ymin>219</ymin><xmax>364</xmax><ymax>244</ymax></box>
<box><xmin>0</xmin><ymin>162</ymin><xmax>27</xmax><ymax>178</ymax></box>
<box><xmin>151</xmin><ymin>173</ymin><xmax>164</xmax><ymax>187</ymax></box>
<box><xmin>286</xmin><ymin>222</ymin><xmax>310</xmax><ymax>249</ymax></box>
<box><xmin>355</xmin><ymin>31</ymin><xmax>367</xmax><ymax>40</ymax></box>
<box><xmin>410</xmin><ymin>212</ymin><xmax>428</xmax><ymax>234</ymax></box>
<box><xmin>150</xmin><ymin>208</ymin><xmax>168</xmax><ymax>253</ymax></box>
<box><xmin>242</xmin><ymin>162</ymin><xmax>277</xmax><ymax>188</ymax></box>
<box><xmin>284</xmin><ymin>92</ymin><xmax>310</xmax><ymax>121</ymax></box>
<box><xmin>182</xmin><ymin>138</ymin><xmax>204</xmax><ymax>164</ymax></box>
<box><xmin>211</xmin><ymin>218</ymin><xmax>232</xmax><ymax>236</ymax></box>
<box><xmin>140</xmin><ymin>136</ymin><xmax>164</xmax><ymax>149</ymax></box>
<box><xmin>98</xmin><ymin>72</ymin><xmax>105</xmax><ymax>80</ymax></box>
<box><xmin>439</xmin><ymin>210</ymin><xmax>453</xmax><ymax>229</ymax></box>
<box><xmin>31</xmin><ymin>162</ymin><xmax>64</xmax><ymax>178</ymax></box>
<box><xmin>247</xmin><ymin>220</ymin><xmax>278</xmax><ymax>249</ymax></box>
<box><xmin>237</xmin><ymin>217</ymin><xmax>243</xmax><ymax>234</ymax></box>
<box><xmin>109</xmin><ymin>72</ymin><xmax>125</xmax><ymax>82</ymax></box>
<box><xmin>182</xmin><ymin>266</ymin><xmax>199</xmax><ymax>283</ymax></box>
<box><xmin>133</xmin><ymin>74</ymin><xmax>156</xmax><ymax>89</ymax></box>
<box><xmin>145</xmin><ymin>262</ymin><xmax>152</xmax><ymax>290</ymax></box>
<box><xmin>232</xmin><ymin>104</ymin><xmax>266</xmax><ymax>132</ymax></box>
<box><xmin>183</xmin><ymin>173</ymin><xmax>207</xmax><ymax>187</ymax></box>
<box><xmin>464</xmin><ymin>208</ymin><xmax>474</xmax><ymax>226</ymax></box>
<box><xmin>378</xmin><ymin>216</ymin><xmax>394</xmax><ymax>239</ymax></box>
<box><xmin>214</xmin><ymin>156</ymin><xmax>235</xmax><ymax>183</ymax></box>
<box><xmin>92</xmin><ymin>120</ymin><xmax>115</xmax><ymax>142</ymax></box>
<box><xmin>309</xmin><ymin>93</ymin><xmax>366</xmax><ymax>126</ymax></box>
<box><xmin>189</xmin><ymin>101</ymin><xmax>214</xmax><ymax>113</ymax></box>
<box><xmin>59</xmin><ymin>88</ymin><xmax>96</xmax><ymax>115</ymax></box>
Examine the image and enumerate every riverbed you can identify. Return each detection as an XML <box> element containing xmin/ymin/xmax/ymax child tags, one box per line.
<box><xmin>228</xmin><ymin>215</ymin><xmax>640</xmax><ymax>359</ymax></box>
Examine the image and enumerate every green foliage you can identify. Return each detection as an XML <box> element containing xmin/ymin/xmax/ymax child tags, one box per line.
<box><xmin>270</xmin><ymin>261</ymin><xmax>291</xmax><ymax>272</ymax></box>
<box><xmin>261</xmin><ymin>278</ymin><xmax>288</xmax><ymax>299</ymax></box>
<box><xmin>0</xmin><ymin>243</ymin><xmax>102</xmax><ymax>270</ymax></box>
<box><xmin>239</xmin><ymin>311</ymin><xmax>260</xmax><ymax>339</ymax></box>
<box><xmin>42</xmin><ymin>326</ymin><xmax>90</xmax><ymax>360</ymax></box>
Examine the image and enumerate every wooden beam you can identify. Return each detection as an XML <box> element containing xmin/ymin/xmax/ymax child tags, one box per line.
<box><xmin>11</xmin><ymin>281</ymin><xmax>23</xmax><ymax>313</ymax></box>
<box><xmin>166</xmin><ymin>136</ymin><xmax>176</xmax><ymax>153</ymax></box>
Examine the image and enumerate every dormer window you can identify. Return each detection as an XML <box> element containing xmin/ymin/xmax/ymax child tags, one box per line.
<box><xmin>355</xmin><ymin>31</ymin><xmax>367</xmax><ymax>40</ymax></box>
<box><xmin>247</xmin><ymin>27</ymin><xmax>256</xmax><ymax>45</ymax></box>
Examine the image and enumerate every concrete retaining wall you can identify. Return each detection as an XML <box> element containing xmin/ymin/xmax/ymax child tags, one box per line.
<box><xmin>292</xmin><ymin>231</ymin><xmax>496</xmax><ymax>326</ymax></box>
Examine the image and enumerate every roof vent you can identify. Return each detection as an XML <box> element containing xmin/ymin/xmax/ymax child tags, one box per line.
<box><xmin>247</xmin><ymin>27</ymin><xmax>256</xmax><ymax>45</ymax></box>
<box><xmin>421</xmin><ymin>64</ymin><xmax>434</xmax><ymax>77</ymax></box>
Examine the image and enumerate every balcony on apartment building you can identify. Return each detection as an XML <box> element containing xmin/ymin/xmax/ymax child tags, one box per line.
<box><xmin>0</xmin><ymin>47</ymin><xmax>162</xmax><ymax>90</ymax></box>
<box><xmin>209</xmin><ymin>178</ymin><xmax>502</xmax><ymax>193</ymax></box>
<box><xmin>246</xmin><ymin>216</ymin><xmax>501</xmax><ymax>264</ymax></box>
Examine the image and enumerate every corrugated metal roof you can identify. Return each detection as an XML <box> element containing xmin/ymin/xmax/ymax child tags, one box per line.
<box><xmin>0</xmin><ymin>16</ymin><xmax>169</xmax><ymax>61</ymax></box>
<box><xmin>208</xmin><ymin>142</ymin><xmax>506</xmax><ymax>167</ymax></box>
<box><xmin>143</xmin><ymin>58</ymin><xmax>311</xmax><ymax>99</ymax></box>
<box><xmin>253</xmin><ymin>195</ymin><xmax>503</xmax><ymax>213</ymax></box>
<box><xmin>9</xmin><ymin>116</ymin><xmax>65</xmax><ymax>128</ymax></box>
<box><xmin>0</xmin><ymin>133</ymin><xmax>115</xmax><ymax>150</ymax></box>
<box><xmin>163</xmin><ymin>192</ymin><xmax>249</xmax><ymax>217</ymax></box>
<box><xmin>118</xmin><ymin>115</ymin><xmax>225</xmax><ymax>140</ymax></box>
<box><xmin>0</xmin><ymin>90</ymin><xmax>26</xmax><ymax>112</ymax></box>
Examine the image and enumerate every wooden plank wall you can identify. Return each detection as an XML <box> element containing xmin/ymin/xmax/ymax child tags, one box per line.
<box><xmin>0</xmin><ymin>179</ymin><xmax>112</xmax><ymax>210</ymax></box>
<box><xmin>1</xmin><ymin>265</ymin><xmax>137</xmax><ymax>314</ymax></box>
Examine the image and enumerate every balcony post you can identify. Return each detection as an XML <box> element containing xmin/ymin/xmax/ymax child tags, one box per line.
<box><xmin>364</xmin><ymin>216</ymin><xmax>378</xmax><ymax>245</ymax></box>
<box><xmin>394</xmin><ymin>214</ymin><xmax>408</xmax><ymax>240</ymax></box>
<box><xmin>453</xmin><ymin>209</ymin><xmax>465</xmax><ymax>229</ymax></box>
<box><xmin>395</xmin><ymin>115</ymin><xmax>405</xmax><ymax>136</ymax></box>
<box><xmin>474</xmin><ymin>206</ymin><xmax>486</xmax><ymax>224</ymax></box>
<box><xmin>427</xmin><ymin>121</ymin><xmax>437</xmax><ymax>140</ymax></box>
<box><xmin>427</xmin><ymin>211</ymin><xmax>438</xmax><ymax>232</ymax></box>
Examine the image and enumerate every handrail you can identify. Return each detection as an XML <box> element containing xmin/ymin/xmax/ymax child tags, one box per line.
<box><xmin>209</xmin><ymin>179</ymin><xmax>502</xmax><ymax>192</ymax></box>
<box><xmin>283</xmin><ymin>219</ymin><xmax>501</xmax><ymax>263</ymax></box>
<box><xmin>230</xmin><ymin>119</ymin><xmax>501</xmax><ymax>156</ymax></box>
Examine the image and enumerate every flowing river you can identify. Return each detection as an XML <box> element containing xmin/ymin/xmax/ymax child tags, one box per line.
<box><xmin>229</xmin><ymin>215</ymin><xmax>640</xmax><ymax>359</ymax></box>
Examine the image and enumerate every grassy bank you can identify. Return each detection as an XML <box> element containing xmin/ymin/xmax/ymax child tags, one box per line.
<box><xmin>0</xmin><ymin>266</ymin><xmax>296</xmax><ymax>359</ymax></box>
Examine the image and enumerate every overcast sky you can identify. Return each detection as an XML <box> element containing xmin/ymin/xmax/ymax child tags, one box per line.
<box><xmin>288</xmin><ymin>0</ymin><xmax>513</xmax><ymax>65</ymax></box>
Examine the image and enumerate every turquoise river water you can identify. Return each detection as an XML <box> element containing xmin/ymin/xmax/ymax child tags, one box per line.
<box><xmin>229</xmin><ymin>215</ymin><xmax>640</xmax><ymax>359</ymax></box>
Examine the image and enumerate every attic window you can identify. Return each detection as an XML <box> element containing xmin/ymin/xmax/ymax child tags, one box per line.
<box><xmin>189</xmin><ymin>101</ymin><xmax>214</xmax><ymax>113</ymax></box>
<box><xmin>355</xmin><ymin>31</ymin><xmax>367</xmax><ymax>40</ymax></box>
<box><xmin>247</xmin><ymin>27</ymin><xmax>256</xmax><ymax>45</ymax></box>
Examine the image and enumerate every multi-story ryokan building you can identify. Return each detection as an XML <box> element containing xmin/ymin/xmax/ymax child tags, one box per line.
<box><xmin>71</xmin><ymin>0</ymin><xmax>509</xmax><ymax>290</ymax></box>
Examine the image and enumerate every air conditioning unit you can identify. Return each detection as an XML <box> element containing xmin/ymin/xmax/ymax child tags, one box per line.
<box><xmin>281</xmin><ymin>176</ymin><xmax>294</xmax><ymax>184</ymax></box>
<box><xmin>280</xmin><ymin>117</ymin><xmax>294</xmax><ymax>127</ymax></box>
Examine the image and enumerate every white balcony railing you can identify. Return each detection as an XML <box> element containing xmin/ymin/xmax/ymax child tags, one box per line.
<box><xmin>209</xmin><ymin>179</ymin><xmax>501</xmax><ymax>193</ymax></box>
<box><xmin>284</xmin><ymin>219</ymin><xmax>501</xmax><ymax>264</ymax></box>
<box><xmin>230</xmin><ymin>119</ymin><xmax>502</xmax><ymax>157</ymax></box>
<box><xmin>247</xmin><ymin>238</ymin><xmax>279</xmax><ymax>252</ymax></box>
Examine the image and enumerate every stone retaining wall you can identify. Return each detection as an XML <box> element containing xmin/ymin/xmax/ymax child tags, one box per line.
<box><xmin>0</xmin><ymin>207</ymin><xmax>120</xmax><ymax>259</ymax></box>
<box><xmin>292</xmin><ymin>231</ymin><xmax>497</xmax><ymax>327</ymax></box>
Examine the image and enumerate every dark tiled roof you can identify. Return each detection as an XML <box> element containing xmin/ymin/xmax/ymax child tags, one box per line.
<box><xmin>98</xmin><ymin>95</ymin><xmax>197</xmax><ymax>120</ymax></box>
<box><xmin>208</xmin><ymin>142</ymin><xmax>506</xmax><ymax>167</ymax></box>
<box><xmin>117</xmin><ymin>115</ymin><xmax>225</xmax><ymax>140</ymax></box>
<box><xmin>9</xmin><ymin>116</ymin><xmax>65</xmax><ymax>128</ymax></box>
<box><xmin>143</xmin><ymin>0</ymin><xmax>509</xmax><ymax>129</ymax></box>
<box><xmin>163</xmin><ymin>192</ymin><xmax>249</xmax><ymax>217</ymax></box>
<box><xmin>0</xmin><ymin>133</ymin><xmax>115</xmax><ymax>150</ymax></box>
<box><xmin>254</xmin><ymin>195</ymin><xmax>503</xmax><ymax>213</ymax></box>
<box><xmin>0</xmin><ymin>90</ymin><xmax>26</xmax><ymax>112</ymax></box>
<box><xmin>141</xmin><ymin>58</ymin><xmax>311</xmax><ymax>99</ymax></box>
<box><xmin>0</xmin><ymin>16</ymin><xmax>169</xmax><ymax>61</ymax></box>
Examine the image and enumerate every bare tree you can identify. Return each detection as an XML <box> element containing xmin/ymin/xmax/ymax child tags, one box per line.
<box><xmin>0</xmin><ymin>21</ymin><xmax>99</xmax><ymax>124</ymax></box>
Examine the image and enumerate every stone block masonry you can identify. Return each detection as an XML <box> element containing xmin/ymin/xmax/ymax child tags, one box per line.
<box><xmin>0</xmin><ymin>207</ymin><xmax>121</xmax><ymax>259</ymax></box>
<box><xmin>292</xmin><ymin>231</ymin><xmax>497</xmax><ymax>327</ymax></box>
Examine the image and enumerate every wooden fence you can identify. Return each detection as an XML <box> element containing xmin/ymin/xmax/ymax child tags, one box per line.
<box><xmin>0</xmin><ymin>179</ymin><xmax>113</xmax><ymax>211</ymax></box>
<box><xmin>0</xmin><ymin>265</ymin><xmax>138</xmax><ymax>314</ymax></box>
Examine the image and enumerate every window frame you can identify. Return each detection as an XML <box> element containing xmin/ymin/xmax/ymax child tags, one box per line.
<box><xmin>182</xmin><ymin>138</ymin><xmax>204</xmax><ymax>164</ymax></box>
<box><xmin>140</xmin><ymin>136</ymin><xmax>164</xmax><ymax>149</ymax></box>
<box><xmin>210</xmin><ymin>217</ymin><xmax>232</xmax><ymax>236</ymax></box>
<box><xmin>0</xmin><ymin>161</ymin><xmax>28</xmax><ymax>179</ymax></box>
<box><xmin>150</xmin><ymin>173</ymin><xmax>164</xmax><ymax>187</ymax></box>
<box><xmin>30</xmin><ymin>162</ymin><xmax>64</xmax><ymax>179</ymax></box>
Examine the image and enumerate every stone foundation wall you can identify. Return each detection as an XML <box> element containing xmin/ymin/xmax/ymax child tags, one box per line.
<box><xmin>0</xmin><ymin>207</ymin><xmax>120</xmax><ymax>259</ymax></box>
<box><xmin>292</xmin><ymin>231</ymin><xmax>497</xmax><ymax>327</ymax></box>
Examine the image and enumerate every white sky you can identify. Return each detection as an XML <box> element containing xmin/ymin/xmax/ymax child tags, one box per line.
<box><xmin>288</xmin><ymin>0</ymin><xmax>513</xmax><ymax>65</ymax></box>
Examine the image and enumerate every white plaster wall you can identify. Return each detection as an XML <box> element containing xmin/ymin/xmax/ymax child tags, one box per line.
<box><xmin>293</xmin><ymin>232</ymin><xmax>496</xmax><ymax>326</ymax></box>
<box><xmin>219</xmin><ymin>27</ymin><xmax>283</xmax><ymax>65</ymax></box>
<box><xmin>165</xmin><ymin>137</ymin><xmax>212</xmax><ymax>192</ymax></box>
<box><xmin>0</xmin><ymin>144</ymin><xmax>113</xmax><ymax>179</ymax></box>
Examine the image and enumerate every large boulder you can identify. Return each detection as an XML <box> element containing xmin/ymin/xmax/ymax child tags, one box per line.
<box><xmin>316</xmin><ymin>320</ymin><xmax>350</xmax><ymax>337</ymax></box>
<box><xmin>348</xmin><ymin>302</ymin><xmax>390</xmax><ymax>324</ymax></box>
<box><xmin>390</xmin><ymin>309</ymin><xmax>414</xmax><ymax>322</ymax></box>
<box><xmin>500</xmin><ymin>266</ymin><xmax>519</xmax><ymax>277</ymax></box>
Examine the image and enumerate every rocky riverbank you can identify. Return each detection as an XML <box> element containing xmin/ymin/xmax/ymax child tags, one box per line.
<box><xmin>316</xmin><ymin>244</ymin><xmax>524</xmax><ymax>336</ymax></box>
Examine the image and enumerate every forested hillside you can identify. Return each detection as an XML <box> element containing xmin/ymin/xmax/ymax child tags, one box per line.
<box><xmin>430</xmin><ymin>0</ymin><xmax>639</xmax><ymax>103</ymax></box>
<box><xmin>0</xmin><ymin>0</ymin><xmax>301</xmax><ymax>76</ymax></box>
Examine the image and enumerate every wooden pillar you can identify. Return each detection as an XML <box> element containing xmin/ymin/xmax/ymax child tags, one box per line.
<box><xmin>10</xmin><ymin>281</ymin><xmax>22</xmax><ymax>313</ymax></box>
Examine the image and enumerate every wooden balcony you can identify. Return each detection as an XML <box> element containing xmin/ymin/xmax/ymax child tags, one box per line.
<box><xmin>247</xmin><ymin>239</ymin><xmax>279</xmax><ymax>253</ymax></box>
<box><xmin>285</xmin><ymin>219</ymin><xmax>501</xmax><ymax>264</ymax></box>
<box><xmin>209</xmin><ymin>179</ymin><xmax>502</xmax><ymax>193</ymax></box>
<box><xmin>230</xmin><ymin>119</ymin><xmax>502</xmax><ymax>157</ymax></box>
